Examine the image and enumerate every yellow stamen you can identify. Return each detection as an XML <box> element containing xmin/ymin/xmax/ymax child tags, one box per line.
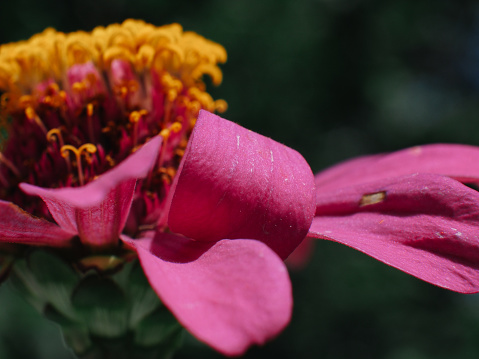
<box><xmin>105</xmin><ymin>155</ymin><xmax>115</xmax><ymax>167</ymax></box>
<box><xmin>47</xmin><ymin>128</ymin><xmax>65</xmax><ymax>147</ymax></box>
<box><xmin>48</xmin><ymin>128</ymin><xmax>71</xmax><ymax>172</ymax></box>
<box><xmin>61</xmin><ymin>143</ymin><xmax>97</xmax><ymax>186</ymax></box>
<box><xmin>25</xmin><ymin>106</ymin><xmax>47</xmax><ymax>134</ymax></box>
<box><xmin>158</xmin><ymin>166</ymin><xmax>177</xmax><ymax>184</ymax></box>
<box><xmin>0</xmin><ymin>20</ymin><xmax>227</xmax><ymax>117</ymax></box>
<box><xmin>159</xmin><ymin>128</ymin><xmax>171</xmax><ymax>140</ymax></box>
<box><xmin>72</xmin><ymin>82</ymin><xmax>86</xmax><ymax>93</ymax></box>
<box><xmin>129</xmin><ymin>109</ymin><xmax>148</xmax><ymax>146</ymax></box>
<box><xmin>128</xmin><ymin>109</ymin><xmax>148</xmax><ymax>124</ymax></box>
<box><xmin>86</xmin><ymin>102</ymin><xmax>95</xmax><ymax>142</ymax></box>
<box><xmin>214</xmin><ymin>99</ymin><xmax>228</xmax><ymax>113</ymax></box>
<box><xmin>86</xmin><ymin>103</ymin><xmax>94</xmax><ymax>117</ymax></box>
<box><xmin>175</xmin><ymin>148</ymin><xmax>185</xmax><ymax>157</ymax></box>
<box><xmin>170</xmin><ymin>121</ymin><xmax>182</xmax><ymax>133</ymax></box>
<box><xmin>157</xmin><ymin>122</ymin><xmax>183</xmax><ymax>169</ymax></box>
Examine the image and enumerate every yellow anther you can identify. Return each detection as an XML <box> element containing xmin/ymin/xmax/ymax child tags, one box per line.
<box><xmin>175</xmin><ymin>148</ymin><xmax>185</xmax><ymax>157</ymax></box>
<box><xmin>43</xmin><ymin>96</ymin><xmax>52</xmax><ymax>105</ymax></box>
<box><xmin>170</xmin><ymin>122</ymin><xmax>182</xmax><ymax>133</ymax></box>
<box><xmin>72</xmin><ymin>81</ymin><xmax>86</xmax><ymax>93</ymax></box>
<box><xmin>61</xmin><ymin>143</ymin><xmax>97</xmax><ymax>159</ymax></box>
<box><xmin>158</xmin><ymin>166</ymin><xmax>177</xmax><ymax>178</ymax></box>
<box><xmin>189</xmin><ymin>117</ymin><xmax>197</xmax><ymax>128</ymax></box>
<box><xmin>47</xmin><ymin>82</ymin><xmax>60</xmax><ymax>93</ymax></box>
<box><xmin>129</xmin><ymin>109</ymin><xmax>148</xmax><ymax>123</ymax></box>
<box><xmin>25</xmin><ymin>106</ymin><xmax>47</xmax><ymax>134</ymax></box>
<box><xmin>61</xmin><ymin>143</ymin><xmax>97</xmax><ymax>186</ymax></box>
<box><xmin>24</xmin><ymin>106</ymin><xmax>35</xmax><ymax>120</ymax></box>
<box><xmin>47</xmin><ymin>128</ymin><xmax>71</xmax><ymax>172</ymax></box>
<box><xmin>80</xmin><ymin>143</ymin><xmax>97</xmax><ymax>155</ymax></box>
<box><xmin>105</xmin><ymin>155</ymin><xmax>115</xmax><ymax>167</ymax></box>
<box><xmin>167</xmin><ymin>89</ymin><xmax>178</xmax><ymax>102</ymax></box>
<box><xmin>159</xmin><ymin>128</ymin><xmax>170</xmax><ymax>139</ymax></box>
<box><xmin>119</xmin><ymin>86</ymin><xmax>128</xmax><ymax>97</ymax></box>
<box><xmin>129</xmin><ymin>109</ymin><xmax>148</xmax><ymax>146</ymax></box>
<box><xmin>158</xmin><ymin>166</ymin><xmax>177</xmax><ymax>184</ymax></box>
<box><xmin>214</xmin><ymin>99</ymin><xmax>228</xmax><ymax>113</ymax></box>
<box><xmin>19</xmin><ymin>95</ymin><xmax>33</xmax><ymax>108</ymax></box>
<box><xmin>87</xmin><ymin>103</ymin><xmax>94</xmax><ymax>117</ymax></box>
<box><xmin>46</xmin><ymin>128</ymin><xmax>64</xmax><ymax>145</ymax></box>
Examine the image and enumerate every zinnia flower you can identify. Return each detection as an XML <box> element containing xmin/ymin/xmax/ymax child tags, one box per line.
<box><xmin>0</xmin><ymin>20</ymin><xmax>315</xmax><ymax>356</ymax></box>
<box><xmin>307</xmin><ymin>144</ymin><xmax>479</xmax><ymax>293</ymax></box>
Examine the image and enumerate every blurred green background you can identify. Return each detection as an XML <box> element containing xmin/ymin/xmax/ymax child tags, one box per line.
<box><xmin>2</xmin><ymin>0</ymin><xmax>479</xmax><ymax>358</ymax></box>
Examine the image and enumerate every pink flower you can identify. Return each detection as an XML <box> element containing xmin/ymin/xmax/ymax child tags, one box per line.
<box><xmin>5</xmin><ymin>110</ymin><xmax>315</xmax><ymax>355</ymax></box>
<box><xmin>0</xmin><ymin>21</ymin><xmax>315</xmax><ymax>356</ymax></box>
<box><xmin>307</xmin><ymin>144</ymin><xmax>479</xmax><ymax>293</ymax></box>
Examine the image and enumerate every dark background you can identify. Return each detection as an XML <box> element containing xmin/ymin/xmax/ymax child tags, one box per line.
<box><xmin>2</xmin><ymin>0</ymin><xmax>479</xmax><ymax>358</ymax></box>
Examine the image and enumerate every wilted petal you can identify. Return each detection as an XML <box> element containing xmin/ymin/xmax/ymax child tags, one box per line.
<box><xmin>168</xmin><ymin>110</ymin><xmax>315</xmax><ymax>259</ymax></box>
<box><xmin>310</xmin><ymin>173</ymin><xmax>479</xmax><ymax>293</ymax></box>
<box><xmin>20</xmin><ymin>136</ymin><xmax>162</xmax><ymax>247</ymax></box>
<box><xmin>315</xmin><ymin>144</ymin><xmax>479</xmax><ymax>192</ymax></box>
<box><xmin>0</xmin><ymin>200</ymin><xmax>73</xmax><ymax>246</ymax></box>
<box><xmin>122</xmin><ymin>233</ymin><xmax>292</xmax><ymax>356</ymax></box>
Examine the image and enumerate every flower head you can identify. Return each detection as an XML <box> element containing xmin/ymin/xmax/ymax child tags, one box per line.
<box><xmin>0</xmin><ymin>20</ymin><xmax>316</xmax><ymax>356</ymax></box>
<box><xmin>0</xmin><ymin>19</ymin><xmax>226</xmax><ymax>226</ymax></box>
<box><xmin>307</xmin><ymin>144</ymin><xmax>479</xmax><ymax>293</ymax></box>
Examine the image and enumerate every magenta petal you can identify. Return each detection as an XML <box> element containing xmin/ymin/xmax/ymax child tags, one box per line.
<box><xmin>122</xmin><ymin>233</ymin><xmax>292</xmax><ymax>356</ymax></box>
<box><xmin>20</xmin><ymin>136</ymin><xmax>162</xmax><ymax>247</ymax></box>
<box><xmin>315</xmin><ymin>144</ymin><xmax>479</xmax><ymax>192</ymax></box>
<box><xmin>0</xmin><ymin>200</ymin><xmax>73</xmax><ymax>246</ymax></box>
<box><xmin>310</xmin><ymin>173</ymin><xmax>479</xmax><ymax>293</ymax></box>
<box><xmin>168</xmin><ymin>110</ymin><xmax>315</xmax><ymax>259</ymax></box>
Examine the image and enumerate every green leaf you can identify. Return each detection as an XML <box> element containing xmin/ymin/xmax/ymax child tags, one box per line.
<box><xmin>72</xmin><ymin>275</ymin><xmax>128</xmax><ymax>337</ymax></box>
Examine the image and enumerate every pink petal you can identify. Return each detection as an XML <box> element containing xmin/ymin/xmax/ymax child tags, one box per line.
<box><xmin>122</xmin><ymin>233</ymin><xmax>292</xmax><ymax>356</ymax></box>
<box><xmin>284</xmin><ymin>237</ymin><xmax>315</xmax><ymax>270</ymax></box>
<box><xmin>20</xmin><ymin>136</ymin><xmax>162</xmax><ymax>248</ymax></box>
<box><xmin>310</xmin><ymin>173</ymin><xmax>479</xmax><ymax>293</ymax></box>
<box><xmin>0</xmin><ymin>200</ymin><xmax>73</xmax><ymax>246</ymax></box>
<box><xmin>167</xmin><ymin>110</ymin><xmax>315</xmax><ymax>259</ymax></box>
<box><xmin>315</xmin><ymin>144</ymin><xmax>479</xmax><ymax>192</ymax></box>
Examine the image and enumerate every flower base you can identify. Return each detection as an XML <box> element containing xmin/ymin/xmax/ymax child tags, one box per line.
<box><xmin>8</xmin><ymin>249</ymin><xmax>183</xmax><ymax>359</ymax></box>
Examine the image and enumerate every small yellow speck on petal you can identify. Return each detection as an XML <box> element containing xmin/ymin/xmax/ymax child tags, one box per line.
<box><xmin>359</xmin><ymin>191</ymin><xmax>387</xmax><ymax>207</ymax></box>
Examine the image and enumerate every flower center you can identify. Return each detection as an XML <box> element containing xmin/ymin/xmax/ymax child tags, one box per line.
<box><xmin>0</xmin><ymin>20</ymin><xmax>227</xmax><ymax>229</ymax></box>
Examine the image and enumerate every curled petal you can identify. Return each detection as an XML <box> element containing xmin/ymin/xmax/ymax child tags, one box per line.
<box><xmin>0</xmin><ymin>200</ymin><xmax>73</xmax><ymax>246</ymax></box>
<box><xmin>168</xmin><ymin>110</ymin><xmax>315</xmax><ymax>259</ymax></box>
<box><xmin>20</xmin><ymin>136</ymin><xmax>162</xmax><ymax>248</ymax></box>
<box><xmin>122</xmin><ymin>233</ymin><xmax>292</xmax><ymax>356</ymax></box>
<box><xmin>310</xmin><ymin>173</ymin><xmax>479</xmax><ymax>293</ymax></box>
<box><xmin>315</xmin><ymin>144</ymin><xmax>479</xmax><ymax>192</ymax></box>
